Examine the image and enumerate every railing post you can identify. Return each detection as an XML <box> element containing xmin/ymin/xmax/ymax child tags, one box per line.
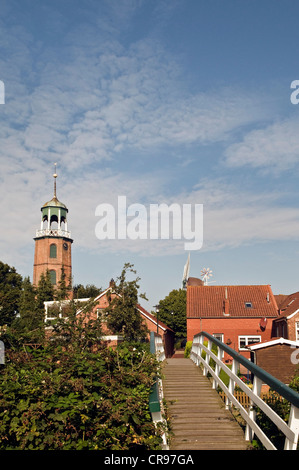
<box><xmin>284</xmin><ymin>405</ymin><xmax>299</xmax><ymax>450</ymax></box>
<box><xmin>213</xmin><ymin>346</ymin><xmax>223</xmax><ymax>389</ymax></box>
<box><xmin>200</xmin><ymin>335</ymin><xmax>208</xmax><ymax>375</ymax></box>
<box><xmin>226</xmin><ymin>358</ymin><xmax>239</xmax><ymax>409</ymax></box>
<box><xmin>245</xmin><ymin>375</ymin><xmax>262</xmax><ymax>441</ymax></box>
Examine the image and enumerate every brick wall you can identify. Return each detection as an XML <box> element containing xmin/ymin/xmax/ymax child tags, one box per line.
<box><xmin>33</xmin><ymin>237</ymin><xmax>72</xmax><ymax>287</ymax></box>
<box><xmin>86</xmin><ymin>291</ymin><xmax>174</xmax><ymax>356</ymax></box>
<box><xmin>253</xmin><ymin>343</ymin><xmax>298</xmax><ymax>384</ymax></box>
<box><xmin>187</xmin><ymin>317</ymin><xmax>276</xmax><ymax>360</ymax></box>
<box><xmin>287</xmin><ymin>311</ymin><xmax>299</xmax><ymax>341</ymax></box>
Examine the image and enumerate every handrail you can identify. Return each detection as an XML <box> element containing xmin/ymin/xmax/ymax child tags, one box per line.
<box><xmin>149</xmin><ymin>332</ymin><xmax>168</xmax><ymax>449</ymax></box>
<box><xmin>191</xmin><ymin>331</ymin><xmax>299</xmax><ymax>450</ymax></box>
<box><xmin>196</xmin><ymin>332</ymin><xmax>299</xmax><ymax>407</ymax></box>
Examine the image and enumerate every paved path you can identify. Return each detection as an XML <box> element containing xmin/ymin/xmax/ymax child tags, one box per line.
<box><xmin>162</xmin><ymin>358</ymin><xmax>248</xmax><ymax>450</ymax></box>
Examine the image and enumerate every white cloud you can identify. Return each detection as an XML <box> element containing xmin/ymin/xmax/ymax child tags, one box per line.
<box><xmin>1</xmin><ymin>2</ymin><xmax>297</xmax><ymax>279</ymax></box>
<box><xmin>224</xmin><ymin>117</ymin><xmax>299</xmax><ymax>173</ymax></box>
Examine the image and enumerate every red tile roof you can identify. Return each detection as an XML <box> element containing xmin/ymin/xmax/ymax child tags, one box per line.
<box><xmin>137</xmin><ymin>304</ymin><xmax>174</xmax><ymax>332</ymax></box>
<box><xmin>275</xmin><ymin>291</ymin><xmax>299</xmax><ymax>318</ymax></box>
<box><xmin>187</xmin><ymin>285</ymin><xmax>279</xmax><ymax>318</ymax></box>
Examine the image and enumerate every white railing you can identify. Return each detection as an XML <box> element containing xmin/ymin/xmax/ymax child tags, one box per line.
<box><xmin>35</xmin><ymin>228</ymin><xmax>71</xmax><ymax>238</ymax></box>
<box><xmin>149</xmin><ymin>332</ymin><xmax>168</xmax><ymax>450</ymax></box>
<box><xmin>191</xmin><ymin>331</ymin><xmax>299</xmax><ymax>450</ymax></box>
<box><xmin>153</xmin><ymin>333</ymin><xmax>166</xmax><ymax>362</ymax></box>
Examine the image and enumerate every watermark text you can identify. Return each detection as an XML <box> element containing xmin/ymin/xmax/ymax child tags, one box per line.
<box><xmin>0</xmin><ymin>81</ymin><xmax>4</xmax><ymax>104</ymax></box>
<box><xmin>290</xmin><ymin>80</ymin><xmax>299</xmax><ymax>104</ymax></box>
<box><xmin>95</xmin><ymin>196</ymin><xmax>203</xmax><ymax>250</ymax></box>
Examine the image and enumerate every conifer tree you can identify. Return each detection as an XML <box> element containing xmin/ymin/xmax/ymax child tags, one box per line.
<box><xmin>36</xmin><ymin>270</ymin><xmax>54</xmax><ymax>312</ymax></box>
<box><xmin>13</xmin><ymin>276</ymin><xmax>45</xmax><ymax>343</ymax></box>
<box><xmin>56</xmin><ymin>265</ymin><xmax>68</xmax><ymax>300</ymax></box>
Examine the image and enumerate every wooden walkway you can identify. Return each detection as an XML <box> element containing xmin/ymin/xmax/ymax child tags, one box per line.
<box><xmin>162</xmin><ymin>357</ymin><xmax>249</xmax><ymax>450</ymax></box>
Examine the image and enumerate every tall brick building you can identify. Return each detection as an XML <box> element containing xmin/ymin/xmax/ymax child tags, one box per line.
<box><xmin>33</xmin><ymin>165</ymin><xmax>73</xmax><ymax>290</ymax></box>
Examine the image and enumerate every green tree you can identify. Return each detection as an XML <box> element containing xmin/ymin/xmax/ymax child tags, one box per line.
<box><xmin>105</xmin><ymin>263</ymin><xmax>149</xmax><ymax>342</ymax></box>
<box><xmin>155</xmin><ymin>289</ymin><xmax>186</xmax><ymax>341</ymax></box>
<box><xmin>12</xmin><ymin>276</ymin><xmax>45</xmax><ymax>343</ymax></box>
<box><xmin>73</xmin><ymin>283</ymin><xmax>102</xmax><ymax>299</ymax></box>
<box><xmin>36</xmin><ymin>271</ymin><xmax>54</xmax><ymax>312</ymax></box>
<box><xmin>55</xmin><ymin>266</ymin><xmax>69</xmax><ymax>301</ymax></box>
<box><xmin>0</xmin><ymin>261</ymin><xmax>22</xmax><ymax>326</ymax></box>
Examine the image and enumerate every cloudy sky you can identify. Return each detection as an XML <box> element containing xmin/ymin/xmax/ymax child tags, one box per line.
<box><xmin>1</xmin><ymin>0</ymin><xmax>299</xmax><ymax>309</ymax></box>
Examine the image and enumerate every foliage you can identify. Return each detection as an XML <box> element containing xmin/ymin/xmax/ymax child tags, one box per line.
<box><xmin>55</xmin><ymin>266</ymin><xmax>69</xmax><ymax>301</ymax></box>
<box><xmin>105</xmin><ymin>263</ymin><xmax>149</xmax><ymax>342</ymax></box>
<box><xmin>73</xmin><ymin>283</ymin><xmax>102</xmax><ymax>300</ymax></box>
<box><xmin>0</xmin><ymin>322</ymin><xmax>163</xmax><ymax>450</ymax></box>
<box><xmin>36</xmin><ymin>270</ymin><xmax>54</xmax><ymax>310</ymax></box>
<box><xmin>289</xmin><ymin>370</ymin><xmax>299</xmax><ymax>393</ymax></box>
<box><xmin>0</xmin><ymin>262</ymin><xmax>164</xmax><ymax>450</ymax></box>
<box><xmin>11</xmin><ymin>277</ymin><xmax>44</xmax><ymax>344</ymax></box>
<box><xmin>0</xmin><ymin>261</ymin><xmax>23</xmax><ymax>326</ymax></box>
<box><xmin>252</xmin><ymin>368</ymin><xmax>299</xmax><ymax>450</ymax></box>
<box><xmin>155</xmin><ymin>289</ymin><xmax>186</xmax><ymax>341</ymax></box>
<box><xmin>184</xmin><ymin>340</ymin><xmax>193</xmax><ymax>358</ymax></box>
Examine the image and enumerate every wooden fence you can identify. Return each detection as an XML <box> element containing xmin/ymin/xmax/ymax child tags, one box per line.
<box><xmin>218</xmin><ymin>390</ymin><xmax>284</xmax><ymax>409</ymax></box>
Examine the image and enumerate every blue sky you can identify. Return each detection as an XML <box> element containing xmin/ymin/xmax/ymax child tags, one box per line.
<box><xmin>1</xmin><ymin>0</ymin><xmax>299</xmax><ymax>310</ymax></box>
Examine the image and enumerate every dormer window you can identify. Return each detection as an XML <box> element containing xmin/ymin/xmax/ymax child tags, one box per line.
<box><xmin>245</xmin><ymin>302</ymin><xmax>252</xmax><ymax>308</ymax></box>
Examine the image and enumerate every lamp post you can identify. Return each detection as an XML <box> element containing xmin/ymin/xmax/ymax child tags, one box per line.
<box><xmin>154</xmin><ymin>304</ymin><xmax>160</xmax><ymax>335</ymax></box>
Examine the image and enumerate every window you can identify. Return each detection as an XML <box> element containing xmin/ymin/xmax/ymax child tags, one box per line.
<box><xmin>213</xmin><ymin>333</ymin><xmax>223</xmax><ymax>342</ymax></box>
<box><xmin>296</xmin><ymin>322</ymin><xmax>299</xmax><ymax>342</ymax></box>
<box><xmin>239</xmin><ymin>335</ymin><xmax>261</xmax><ymax>350</ymax></box>
<box><xmin>96</xmin><ymin>308</ymin><xmax>108</xmax><ymax>322</ymax></box>
<box><xmin>50</xmin><ymin>244</ymin><xmax>57</xmax><ymax>258</ymax></box>
<box><xmin>245</xmin><ymin>302</ymin><xmax>253</xmax><ymax>308</ymax></box>
<box><xmin>49</xmin><ymin>270</ymin><xmax>56</xmax><ymax>285</ymax></box>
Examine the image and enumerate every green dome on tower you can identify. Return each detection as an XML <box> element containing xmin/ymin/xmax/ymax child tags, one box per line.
<box><xmin>35</xmin><ymin>164</ymin><xmax>71</xmax><ymax>240</ymax></box>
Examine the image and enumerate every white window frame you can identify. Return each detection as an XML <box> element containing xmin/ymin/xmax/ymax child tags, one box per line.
<box><xmin>239</xmin><ymin>335</ymin><xmax>261</xmax><ymax>351</ymax></box>
<box><xmin>213</xmin><ymin>333</ymin><xmax>224</xmax><ymax>342</ymax></box>
<box><xmin>96</xmin><ymin>308</ymin><xmax>108</xmax><ymax>322</ymax></box>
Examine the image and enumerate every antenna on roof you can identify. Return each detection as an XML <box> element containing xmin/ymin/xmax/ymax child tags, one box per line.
<box><xmin>201</xmin><ymin>267</ymin><xmax>214</xmax><ymax>286</ymax></box>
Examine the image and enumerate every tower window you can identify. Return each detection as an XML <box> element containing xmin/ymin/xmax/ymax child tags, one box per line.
<box><xmin>49</xmin><ymin>270</ymin><xmax>56</xmax><ymax>285</ymax></box>
<box><xmin>50</xmin><ymin>244</ymin><xmax>57</xmax><ymax>258</ymax></box>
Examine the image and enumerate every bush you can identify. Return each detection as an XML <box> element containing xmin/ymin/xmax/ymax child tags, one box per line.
<box><xmin>184</xmin><ymin>341</ymin><xmax>193</xmax><ymax>358</ymax></box>
<box><xmin>0</xmin><ymin>343</ymin><xmax>163</xmax><ymax>450</ymax></box>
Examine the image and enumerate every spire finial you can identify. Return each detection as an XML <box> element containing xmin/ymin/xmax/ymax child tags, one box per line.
<box><xmin>53</xmin><ymin>163</ymin><xmax>57</xmax><ymax>198</ymax></box>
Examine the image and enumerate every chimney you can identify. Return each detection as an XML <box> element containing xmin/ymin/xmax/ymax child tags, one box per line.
<box><xmin>223</xmin><ymin>287</ymin><xmax>229</xmax><ymax>316</ymax></box>
<box><xmin>109</xmin><ymin>278</ymin><xmax>115</xmax><ymax>288</ymax></box>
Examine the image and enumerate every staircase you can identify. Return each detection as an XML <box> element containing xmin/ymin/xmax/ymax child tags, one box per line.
<box><xmin>162</xmin><ymin>358</ymin><xmax>248</xmax><ymax>450</ymax></box>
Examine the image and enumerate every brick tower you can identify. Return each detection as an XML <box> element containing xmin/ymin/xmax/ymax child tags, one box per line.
<box><xmin>33</xmin><ymin>164</ymin><xmax>73</xmax><ymax>292</ymax></box>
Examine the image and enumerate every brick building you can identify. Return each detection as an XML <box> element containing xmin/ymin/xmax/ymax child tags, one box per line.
<box><xmin>187</xmin><ymin>284</ymin><xmax>279</xmax><ymax>361</ymax></box>
<box><xmin>45</xmin><ymin>283</ymin><xmax>175</xmax><ymax>357</ymax></box>
<box><xmin>273</xmin><ymin>292</ymin><xmax>299</xmax><ymax>342</ymax></box>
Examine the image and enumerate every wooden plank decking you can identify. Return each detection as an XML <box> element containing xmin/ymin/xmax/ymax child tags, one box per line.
<box><xmin>162</xmin><ymin>357</ymin><xmax>249</xmax><ymax>450</ymax></box>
